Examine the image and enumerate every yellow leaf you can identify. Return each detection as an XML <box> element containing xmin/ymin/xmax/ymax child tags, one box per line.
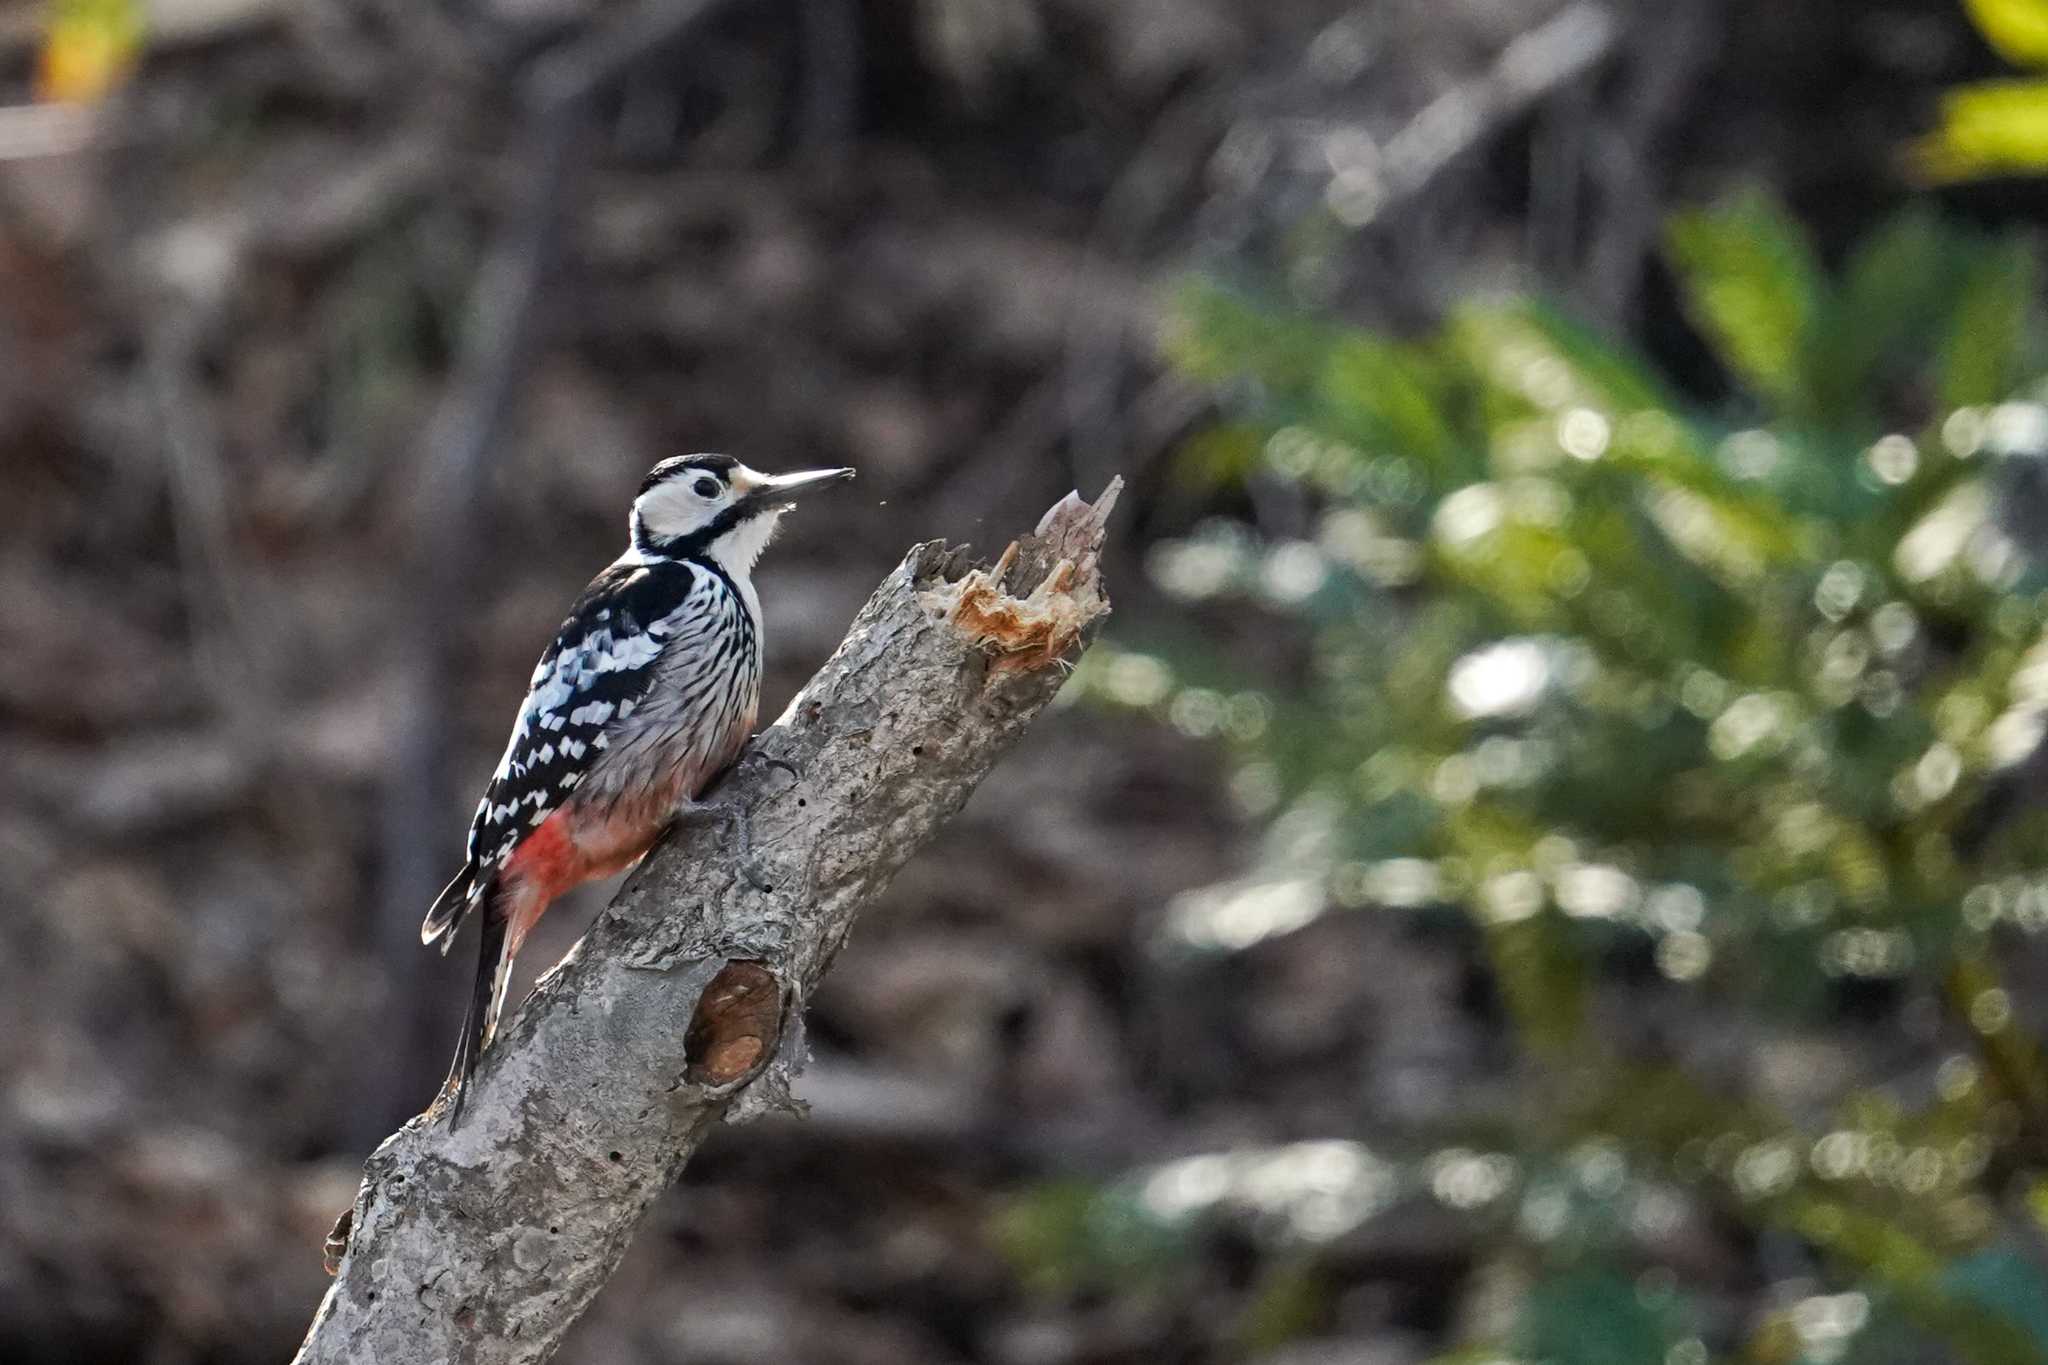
<box><xmin>37</xmin><ymin>0</ymin><xmax>144</xmax><ymax>104</ymax></box>
<box><xmin>2025</xmin><ymin>1179</ymin><xmax>2048</xmax><ymax>1235</ymax></box>
<box><xmin>1908</xmin><ymin>79</ymin><xmax>2048</xmax><ymax>182</ymax></box>
<box><xmin>1966</xmin><ymin>0</ymin><xmax>2048</xmax><ymax>68</ymax></box>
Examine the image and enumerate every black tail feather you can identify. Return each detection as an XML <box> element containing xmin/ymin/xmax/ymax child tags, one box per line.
<box><xmin>442</xmin><ymin>879</ymin><xmax>509</xmax><ymax>1130</ymax></box>
<box><xmin>421</xmin><ymin>865</ymin><xmax>477</xmax><ymax>952</ymax></box>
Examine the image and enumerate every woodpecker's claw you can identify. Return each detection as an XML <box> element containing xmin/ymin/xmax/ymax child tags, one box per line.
<box><xmin>735</xmin><ymin>747</ymin><xmax>802</xmax><ymax>785</ymax></box>
<box><xmin>670</xmin><ymin>798</ymin><xmax>775</xmax><ymax>892</ymax></box>
<box><xmin>757</xmin><ymin>755</ymin><xmax>801</xmax><ymax>783</ymax></box>
<box><xmin>668</xmin><ymin>748</ymin><xmax>800</xmax><ymax>891</ymax></box>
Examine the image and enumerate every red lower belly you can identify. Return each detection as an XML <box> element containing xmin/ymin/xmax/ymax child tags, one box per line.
<box><xmin>504</xmin><ymin>802</ymin><xmax>656</xmax><ymax>904</ymax></box>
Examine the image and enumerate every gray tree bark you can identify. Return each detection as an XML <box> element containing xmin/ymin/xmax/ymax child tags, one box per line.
<box><xmin>295</xmin><ymin>480</ymin><xmax>1120</xmax><ymax>1365</ymax></box>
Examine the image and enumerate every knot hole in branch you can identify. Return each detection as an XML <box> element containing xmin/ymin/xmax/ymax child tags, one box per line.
<box><xmin>684</xmin><ymin>961</ymin><xmax>783</xmax><ymax>1087</ymax></box>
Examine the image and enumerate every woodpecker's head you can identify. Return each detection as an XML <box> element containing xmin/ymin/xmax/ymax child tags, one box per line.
<box><xmin>630</xmin><ymin>454</ymin><xmax>854</xmax><ymax>571</ymax></box>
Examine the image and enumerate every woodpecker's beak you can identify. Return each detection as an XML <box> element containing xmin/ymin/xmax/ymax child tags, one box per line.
<box><xmin>737</xmin><ymin>466</ymin><xmax>855</xmax><ymax>512</ymax></box>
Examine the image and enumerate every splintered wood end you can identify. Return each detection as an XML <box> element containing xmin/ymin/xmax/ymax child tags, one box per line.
<box><xmin>921</xmin><ymin>478</ymin><xmax>1120</xmax><ymax>672</ymax></box>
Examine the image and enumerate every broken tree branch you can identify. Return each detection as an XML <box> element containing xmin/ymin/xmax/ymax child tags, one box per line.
<box><xmin>295</xmin><ymin>479</ymin><xmax>1121</xmax><ymax>1365</ymax></box>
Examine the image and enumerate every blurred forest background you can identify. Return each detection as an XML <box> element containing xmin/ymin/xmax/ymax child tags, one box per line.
<box><xmin>25</xmin><ymin>0</ymin><xmax>2048</xmax><ymax>1362</ymax></box>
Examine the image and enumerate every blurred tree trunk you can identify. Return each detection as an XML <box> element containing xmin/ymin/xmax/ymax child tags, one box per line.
<box><xmin>294</xmin><ymin>483</ymin><xmax>1118</xmax><ymax>1365</ymax></box>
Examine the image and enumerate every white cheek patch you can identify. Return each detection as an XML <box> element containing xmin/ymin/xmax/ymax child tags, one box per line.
<box><xmin>634</xmin><ymin>479</ymin><xmax>725</xmax><ymax>540</ymax></box>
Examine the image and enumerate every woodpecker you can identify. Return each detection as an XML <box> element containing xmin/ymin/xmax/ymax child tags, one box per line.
<box><xmin>422</xmin><ymin>454</ymin><xmax>854</xmax><ymax>1123</ymax></box>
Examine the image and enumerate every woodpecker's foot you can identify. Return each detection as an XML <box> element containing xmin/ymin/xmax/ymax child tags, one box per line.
<box><xmin>671</xmin><ymin>798</ymin><xmax>775</xmax><ymax>893</ymax></box>
<box><xmin>697</xmin><ymin>746</ymin><xmax>801</xmax><ymax>803</ymax></box>
<box><xmin>736</xmin><ymin>747</ymin><xmax>802</xmax><ymax>786</ymax></box>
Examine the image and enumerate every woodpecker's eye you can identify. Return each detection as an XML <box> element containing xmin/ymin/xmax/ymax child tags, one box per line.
<box><xmin>691</xmin><ymin>477</ymin><xmax>721</xmax><ymax>499</ymax></box>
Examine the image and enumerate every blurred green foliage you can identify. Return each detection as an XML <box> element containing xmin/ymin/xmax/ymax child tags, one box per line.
<box><xmin>1915</xmin><ymin>0</ymin><xmax>2048</xmax><ymax>181</ymax></box>
<box><xmin>1027</xmin><ymin>194</ymin><xmax>2048</xmax><ymax>1359</ymax></box>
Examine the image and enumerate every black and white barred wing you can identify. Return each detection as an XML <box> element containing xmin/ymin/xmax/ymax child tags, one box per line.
<box><xmin>419</xmin><ymin>561</ymin><xmax>692</xmax><ymax>948</ymax></box>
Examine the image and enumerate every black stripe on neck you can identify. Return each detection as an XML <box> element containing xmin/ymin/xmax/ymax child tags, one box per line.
<box><xmin>632</xmin><ymin>501</ymin><xmax>761</xmax><ymax>561</ymax></box>
<box><xmin>626</xmin><ymin>537</ymin><xmax>748</xmax><ymax>609</ymax></box>
<box><xmin>684</xmin><ymin>549</ymin><xmax>744</xmax><ymax>604</ymax></box>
